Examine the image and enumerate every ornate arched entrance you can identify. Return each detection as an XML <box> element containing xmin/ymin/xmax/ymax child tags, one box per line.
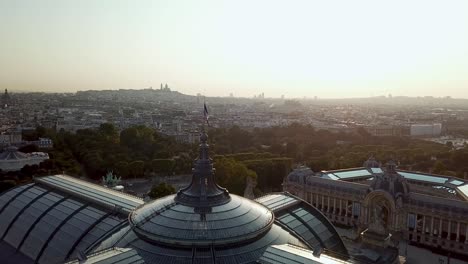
<box><xmin>363</xmin><ymin>190</ymin><xmax>397</xmax><ymax>234</ymax></box>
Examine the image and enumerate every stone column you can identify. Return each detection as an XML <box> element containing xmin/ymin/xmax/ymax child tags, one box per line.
<box><xmin>465</xmin><ymin>223</ymin><xmax>468</xmax><ymax>244</ymax></box>
<box><xmin>332</xmin><ymin>197</ymin><xmax>335</xmax><ymax>215</ymax></box>
<box><xmin>438</xmin><ymin>219</ymin><xmax>442</xmax><ymax>239</ymax></box>
<box><xmin>327</xmin><ymin>196</ymin><xmax>331</xmax><ymax>213</ymax></box>
<box><xmin>322</xmin><ymin>195</ymin><xmax>325</xmax><ymax>211</ymax></box>
<box><xmin>339</xmin><ymin>199</ymin><xmax>343</xmax><ymax>217</ymax></box>
<box><xmin>413</xmin><ymin>214</ymin><xmax>418</xmax><ymax>240</ymax></box>
<box><xmin>456</xmin><ymin>222</ymin><xmax>460</xmax><ymax>242</ymax></box>
<box><xmin>365</xmin><ymin>207</ymin><xmax>368</xmax><ymax>225</ymax></box>
<box><xmin>448</xmin><ymin>220</ymin><xmax>452</xmax><ymax>241</ymax></box>
<box><xmin>422</xmin><ymin>215</ymin><xmax>426</xmax><ymax>235</ymax></box>
<box><xmin>431</xmin><ymin>216</ymin><xmax>434</xmax><ymax>237</ymax></box>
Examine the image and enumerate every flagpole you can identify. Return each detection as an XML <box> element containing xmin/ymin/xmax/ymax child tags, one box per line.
<box><xmin>203</xmin><ymin>96</ymin><xmax>206</xmax><ymax>133</ymax></box>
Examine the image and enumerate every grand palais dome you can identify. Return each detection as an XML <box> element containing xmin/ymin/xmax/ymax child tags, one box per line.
<box><xmin>0</xmin><ymin>131</ymin><xmax>348</xmax><ymax>263</ymax></box>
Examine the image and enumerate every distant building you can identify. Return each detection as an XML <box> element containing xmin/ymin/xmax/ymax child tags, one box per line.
<box><xmin>410</xmin><ymin>123</ymin><xmax>442</xmax><ymax>137</ymax></box>
<box><xmin>34</xmin><ymin>137</ymin><xmax>54</xmax><ymax>149</ymax></box>
<box><xmin>0</xmin><ymin>130</ymin><xmax>22</xmax><ymax>146</ymax></box>
<box><xmin>1</xmin><ymin>89</ymin><xmax>11</xmax><ymax>108</ymax></box>
<box><xmin>364</xmin><ymin>125</ymin><xmax>410</xmax><ymax>137</ymax></box>
<box><xmin>284</xmin><ymin>157</ymin><xmax>468</xmax><ymax>263</ymax></box>
<box><xmin>0</xmin><ymin>146</ymin><xmax>49</xmax><ymax>171</ymax></box>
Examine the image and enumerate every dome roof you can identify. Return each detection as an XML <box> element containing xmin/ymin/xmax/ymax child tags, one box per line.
<box><xmin>370</xmin><ymin>160</ymin><xmax>410</xmax><ymax>198</ymax></box>
<box><xmin>130</xmin><ymin>194</ymin><xmax>274</xmax><ymax>247</ymax></box>
<box><xmin>130</xmin><ymin>130</ymin><xmax>275</xmax><ymax>248</ymax></box>
<box><xmin>286</xmin><ymin>166</ymin><xmax>314</xmax><ymax>184</ymax></box>
<box><xmin>0</xmin><ymin>147</ymin><xmax>28</xmax><ymax>160</ymax></box>
<box><xmin>0</xmin><ymin>128</ymin><xmax>349</xmax><ymax>264</ymax></box>
<box><xmin>363</xmin><ymin>156</ymin><xmax>380</xmax><ymax>168</ymax></box>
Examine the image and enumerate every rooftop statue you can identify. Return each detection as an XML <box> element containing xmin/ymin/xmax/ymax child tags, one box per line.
<box><xmin>102</xmin><ymin>171</ymin><xmax>121</xmax><ymax>187</ymax></box>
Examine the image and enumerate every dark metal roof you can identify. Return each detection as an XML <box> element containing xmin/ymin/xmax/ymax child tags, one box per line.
<box><xmin>0</xmin><ymin>180</ymin><xmax>129</xmax><ymax>264</ymax></box>
<box><xmin>256</xmin><ymin>193</ymin><xmax>349</xmax><ymax>259</ymax></box>
<box><xmin>105</xmin><ymin>224</ymin><xmax>305</xmax><ymax>263</ymax></box>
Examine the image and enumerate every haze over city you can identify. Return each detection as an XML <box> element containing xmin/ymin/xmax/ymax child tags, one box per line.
<box><xmin>4</xmin><ymin>1</ymin><xmax>468</xmax><ymax>264</ymax></box>
<box><xmin>1</xmin><ymin>0</ymin><xmax>468</xmax><ymax>98</ymax></box>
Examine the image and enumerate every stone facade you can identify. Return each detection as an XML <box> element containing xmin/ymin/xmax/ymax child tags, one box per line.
<box><xmin>283</xmin><ymin>161</ymin><xmax>468</xmax><ymax>259</ymax></box>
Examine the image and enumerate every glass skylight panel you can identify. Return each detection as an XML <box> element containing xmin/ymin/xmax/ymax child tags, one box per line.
<box><xmin>325</xmin><ymin>174</ymin><xmax>340</xmax><ymax>180</ymax></box>
<box><xmin>265</xmin><ymin>197</ymin><xmax>297</xmax><ymax>211</ymax></box>
<box><xmin>256</xmin><ymin>194</ymin><xmax>282</xmax><ymax>204</ymax></box>
<box><xmin>371</xmin><ymin>168</ymin><xmax>383</xmax><ymax>174</ymax></box>
<box><xmin>456</xmin><ymin>184</ymin><xmax>468</xmax><ymax>197</ymax></box>
<box><xmin>0</xmin><ymin>184</ymin><xmax>33</xmax><ymax>210</ymax></box>
<box><xmin>36</xmin><ymin>176</ymin><xmax>143</xmax><ymax>212</ymax></box>
<box><xmin>449</xmin><ymin>179</ymin><xmax>464</xmax><ymax>186</ymax></box>
<box><xmin>333</xmin><ymin>169</ymin><xmax>372</xmax><ymax>179</ymax></box>
<box><xmin>0</xmin><ymin>189</ymin><xmax>45</xmax><ymax>237</ymax></box>
<box><xmin>71</xmin><ymin>217</ymin><xmax>126</xmax><ymax>256</ymax></box>
<box><xmin>3</xmin><ymin>197</ymin><xmax>51</xmax><ymax>247</ymax></box>
<box><xmin>398</xmin><ymin>172</ymin><xmax>448</xmax><ymax>184</ymax></box>
<box><xmin>20</xmin><ymin>198</ymin><xmax>78</xmax><ymax>260</ymax></box>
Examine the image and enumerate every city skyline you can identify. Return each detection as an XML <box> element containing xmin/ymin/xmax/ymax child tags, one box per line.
<box><xmin>1</xmin><ymin>0</ymin><xmax>468</xmax><ymax>98</ymax></box>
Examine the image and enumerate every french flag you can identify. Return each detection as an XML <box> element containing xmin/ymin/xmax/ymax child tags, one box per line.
<box><xmin>204</xmin><ymin>102</ymin><xmax>210</xmax><ymax>126</ymax></box>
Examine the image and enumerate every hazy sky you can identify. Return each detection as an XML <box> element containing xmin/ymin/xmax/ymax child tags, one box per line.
<box><xmin>1</xmin><ymin>0</ymin><xmax>468</xmax><ymax>98</ymax></box>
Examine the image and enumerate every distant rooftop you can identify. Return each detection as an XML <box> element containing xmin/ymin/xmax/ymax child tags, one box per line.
<box><xmin>317</xmin><ymin>166</ymin><xmax>468</xmax><ymax>201</ymax></box>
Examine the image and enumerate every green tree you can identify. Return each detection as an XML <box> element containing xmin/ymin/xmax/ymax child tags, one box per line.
<box><xmin>150</xmin><ymin>159</ymin><xmax>175</xmax><ymax>175</ymax></box>
<box><xmin>115</xmin><ymin>161</ymin><xmax>130</xmax><ymax>178</ymax></box>
<box><xmin>215</xmin><ymin>158</ymin><xmax>257</xmax><ymax>195</ymax></box>
<box><xmin>99</xmin><ymin>123</ymin><xmax>119</xmax><ymax>143</ymax></box>
<box><xmin>433</xmin><ymin>161</ymin><xmax>448</xmax><ymax>174</ymax></box>
<box><xmin>128</xmin><ymin>160</ymin><xmax>145</xmax><ymax>178</ymax></box>
<box><xmin>148</xmin><ymin>183</ymin><xmax>176</xmax><ymax>199</ymax></box>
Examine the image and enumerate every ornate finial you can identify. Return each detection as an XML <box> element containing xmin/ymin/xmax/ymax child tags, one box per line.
<box><xmin>200</xmin><ymin>129</ymin><xmax>208</xmax><ymax>144</ymax></box>
<box><xmin>175</xmin><ymin>128</ymin><xmax>230</xmax><ymax>207</ymax></box>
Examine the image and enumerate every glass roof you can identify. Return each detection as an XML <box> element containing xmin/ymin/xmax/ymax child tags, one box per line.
<box><xmin>323</xmin><ymin>174</ymin><xmax>339</xmax><ymax>180</ymax></box>
<box><xmin>449</xmin><ymin>179</ymin><xmax>465</xmax><ymax>186</ymax></box>
<box><xmin>0</xmin><ymin>184</ymin><xmax>34</xmax><ymax>213</ymax></box>
<box><xmin>110</xmin><ymin>224</ymin><xmax>306</xmax><ymax>263</ymax></box>
<box><xmin>370</xmin><ymin>168</ymin><xmax>383</xmax><ymax>174</ymax></box>
<box><xmin>332</xmin><ymin>169</ymin><xmax>372</xmax><ymax>179</ymax></box>
<box><xmin>257</xmin><ymin>193</ymin><xmax>348</xmax><ymax>259</ymax></box>
<box><xmin>0</xmin><ymin>240</ymin><xmax>34</xmax><ymax>264</ymax></box>
<box><xmin>65</xmin><ymin>247</ymin><xmax>144</xmax><ymax>264</ymax></box>
<box><xmin>0</xmin><ymin>183</ymin><xmax>128</xmax><ymax>264</ymax></box>
<box><xmin>255</xmin><ymin>194</ymin><xmax>299</xmax><ymax>212</ymax></box>
<box><xmin>397</xmin><ymin>172</ymin><xmax>448</xmax><ymax>184</ymax></box>
<box><xmin>258</xmin><ymin>244</ymin><xmax>351</xmax><ymax>264</ymax></box>
<box><xmin>130</xmin><ymin>194</ymin><xmax>275</xmax><ymax>247</ymax></box>
<box><xmin>35</xmin><ymin>175</ymin><xmax>144</xmax><ymax>213</ymax></box>
<box><xmin>457</xmin><ymin>184</ymin><xmax>468</xmax><ymax>199</ymax></box>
